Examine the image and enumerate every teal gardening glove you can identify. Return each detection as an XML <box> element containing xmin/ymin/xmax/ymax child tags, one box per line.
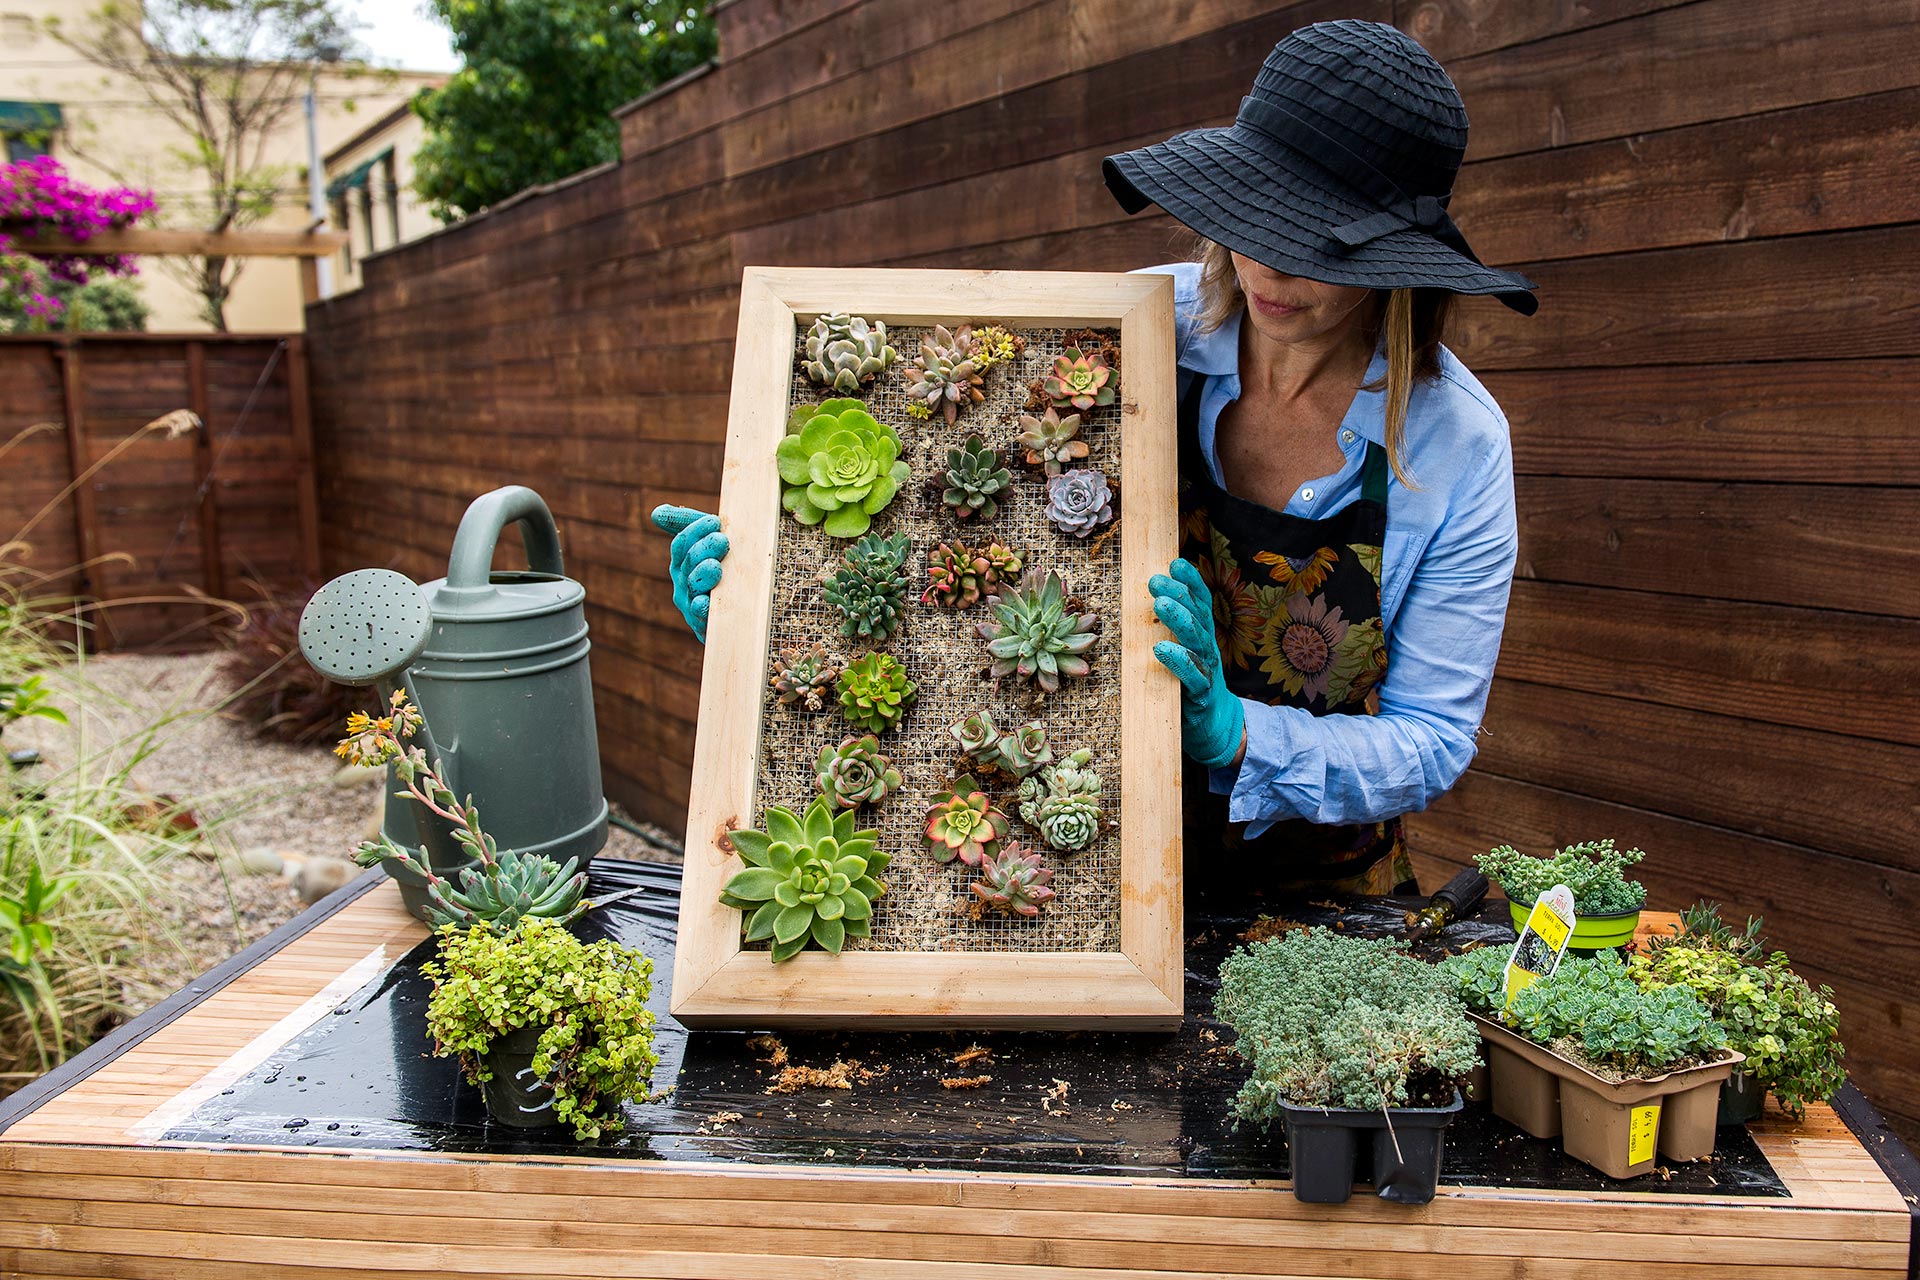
<box><xmin>650</xmin><ymin>504</ymin><xmax>728</xmax><ymax>643</ymax></box>
<box><xmin>1150</xmin><ymin>558</ymin><xmax>1246</xmax><ymax>770</ymax></box>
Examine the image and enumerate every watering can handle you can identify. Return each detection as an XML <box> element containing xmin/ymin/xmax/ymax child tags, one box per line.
<box><xmin>444</xmin><ymin>486</ymin><xmax>566</xmax><ymax>590</ymax></box>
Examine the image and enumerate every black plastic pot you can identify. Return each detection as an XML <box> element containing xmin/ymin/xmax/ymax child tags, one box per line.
<box><xmin>479</xmin><ymin>1026</ymin><xmax>561</xmax><ymax>1129</ymax></box>
<box><xmin>1718</xmin><ymin>1069</ymin><xmax>1766</xmax><ymax>1125</ymax></box>
<box><xmin>1280</xmin><ymin>1091</ymin><xmax>1464</xmax><ymax>1205</ymax></box>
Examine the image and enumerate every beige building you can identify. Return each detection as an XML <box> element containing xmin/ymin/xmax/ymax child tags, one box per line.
<box><xmin>0</xmin><ymin>0</ymin><xmax>443</xmax><ymax>331</ymax></box>
<box><xmin>321</xmin><ymin>99</ymin><xmax>437</xmax><ymax>296</ymax></box>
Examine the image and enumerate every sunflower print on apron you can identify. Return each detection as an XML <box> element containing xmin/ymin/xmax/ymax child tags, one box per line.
<box><xmin>1177</xmin><ymin>373</ymin><xmax>1416</xmax><ymax>898</ymax></box>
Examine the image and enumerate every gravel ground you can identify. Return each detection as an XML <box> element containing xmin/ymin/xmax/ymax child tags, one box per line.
<box><xmin>11</xmin><ymin>649</ymin><xmax>683</xmax><ymax>997</ymax></box>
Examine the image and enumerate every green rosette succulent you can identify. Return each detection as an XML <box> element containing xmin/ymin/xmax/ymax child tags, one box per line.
<box><xmin>974</xmin><ymin>568</ymin><xmax>1099</xmax><ymax>692</ymax></box>
<box><xmin>942</xmin><ymin>435</ymin><xmax>1013</xmax><ymax>520</ymax></box>
<box><xmin>1018</xmin><ymin>747</ymin><xmax>1103</xmax><ymax>851</ymax></box>
<box><xmin>835</xmin><ymin>650</ymin><xmax>917</xmax><ymax>734</ymax></box>
<box><xmin>721</xmin><ymin>795</ymin><xmax>890</xmax><ymax>963</ymax></box>
<box><xmin>822</xmin><ymin>531</ymin><xmax>911</xmax><ymax>643</ymax></box>
<box><xmin>903</xmin><ymin>323</ymin><xmax>984</xmax><ymax>424</ymax></box>
<box><xmin>803</xmin><ymin>312</ymin><xmax>896</xmax><ymax>392</ymax></box>
<box><xmin>815</xmin><ymin>734</ymin><xmax>903</xmax><ymax>810</ymax></box>
<box><xmin>778</xmin><ymin>398</ymin><xmax>911</xmax><ymax>538</ymax></box>
<box><xmin>769</xmin><ymin>641</ymin><xmax>838</xmax><ymax>712</ymax></box>
<box><xmin>971</xmin><ymin>841</ymin><xmax>1056</xmax><ymax>917</ymax></box>
<box><xmin>1014</xmin><ymin>407</ymin><xmax>1088</xmax><ymax>477</ymax></box>
<box><xmin>924</xmin><ymin>539</ymin><xmax>1021</xmax><ymax>610</ymax></box>
<box><xmin>949</xmin><ymin>708</ymin><xmax>999</xmax><ymax>757</ymax></box>
<box><xmin>1043</xmin><ymin>346</ymin><xmax>1117</xmax><ymax>412</ymax></box>
<box><xmin>986</xmin><ymin>719</ymin><xmax>1052</xmax><ymax>777</ymax></box>
<box><xmin>922</xmin><ymin>772</ymin><xmax>1011</xmax><ymax>867</ymax></box>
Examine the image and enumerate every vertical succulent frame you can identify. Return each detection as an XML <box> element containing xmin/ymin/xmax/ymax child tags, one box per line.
<box><xmin>673</xmin><ymin>266</ymin><xmax>1182</xmax><ymax>1030</ymax></box>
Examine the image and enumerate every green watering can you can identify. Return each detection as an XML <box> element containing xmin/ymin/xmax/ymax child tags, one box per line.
<box><xmin>298</xmin><ymin>486</ymin><xmax>609</xmax><ymax>920</ymax></box>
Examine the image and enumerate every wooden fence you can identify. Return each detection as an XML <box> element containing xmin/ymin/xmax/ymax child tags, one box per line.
<box><xmin>1</xmin><ymin>335</ymin><xmax>321</xmax><ymax>649</ymax></box>
<box><xmin>301</xmin><ymin>0</ymin><xmax>1920</xmax><ymax>1132</ymax></box>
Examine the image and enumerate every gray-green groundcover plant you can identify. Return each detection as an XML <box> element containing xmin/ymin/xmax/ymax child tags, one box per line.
<box><xmin>1214</xmin><ymin>928</ymin><xmax>1479</xmax><ymax>1126</ymax></box>
<box><xmin>1501</xmin><ymin>954</ymin><xmax>1728</xmax><ymax>1080</ymax></box>
<box><xmin>1475</xmin><ymin>838</ymin><xmax>1646</xmax><ymax>916</ymax></box>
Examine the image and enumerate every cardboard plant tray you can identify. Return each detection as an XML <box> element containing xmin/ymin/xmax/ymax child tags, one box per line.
<box><xmin>1469</xmin><ymin>1013</ymin><xmax>1744</xmax><ymax>1179</ymax></box>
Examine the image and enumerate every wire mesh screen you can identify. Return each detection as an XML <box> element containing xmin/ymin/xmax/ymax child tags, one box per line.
<box><xmin>754</xmin><ymin>323</ymin><xmax>1126</xmax><ymax>953</ymax></box>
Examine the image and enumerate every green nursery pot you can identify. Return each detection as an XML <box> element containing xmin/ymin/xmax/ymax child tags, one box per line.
<box><xmin>1508</xmin><ymin>899</ymin><xmax>1644</xmax><ymax>952</ymax></box>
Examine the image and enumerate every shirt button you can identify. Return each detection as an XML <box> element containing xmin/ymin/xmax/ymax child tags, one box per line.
<box><xmin>1341</xmin><ymin>430</ymin><xmax>1355</xmax><ymax>445</ymax></box>
<box><xmin>1301</xmin><ymin>487</ymin><xmax>1315</xmax><ymax>502</ymax></box>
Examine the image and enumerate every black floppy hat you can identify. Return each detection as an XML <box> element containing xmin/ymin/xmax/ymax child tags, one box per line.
<box><xmin>1103</xmin><ymin>20</ymin><xmax>1538</xmax><ymax>315</ymax></box>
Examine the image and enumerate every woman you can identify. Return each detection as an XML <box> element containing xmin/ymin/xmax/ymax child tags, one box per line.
<box><xmin>655</xmin><ymin>20</ymin><xmax>1535</xmax><ymax>899</ymax></box>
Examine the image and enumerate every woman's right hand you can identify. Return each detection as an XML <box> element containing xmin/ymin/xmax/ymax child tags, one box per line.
<box><xmin>650</xmin><ymin>504</ymin><xmax>728</xmax><ymax>643</ymax></box>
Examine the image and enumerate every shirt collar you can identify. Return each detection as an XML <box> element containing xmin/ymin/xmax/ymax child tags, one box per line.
<box><xmin>1194</xmin><ymin>307</ymin><xmax>1392</xmax><ymax>447</ymax></box>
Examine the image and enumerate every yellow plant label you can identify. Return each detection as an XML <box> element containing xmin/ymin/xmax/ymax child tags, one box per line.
<box><xmin>1526</xmin><ymin>900</ymin><xmax>1570</xmax><ymax>954</ymax></box>
<box><xmin>1629</xmin><ymin>1103</ymin><xmax>1661</xmax><ymax>1166</ymax></box>
<box><xmin>1504</xmin><ymin>886</ymin><xmax>1577</xmax><ymax>1007</ymax></box>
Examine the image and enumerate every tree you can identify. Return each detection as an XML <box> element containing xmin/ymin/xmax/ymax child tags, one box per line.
<box><xmin>48</xmin><ymin>0</ymin><xmax>367</xmax><ymax>329</ymax></box>
<box><xmin>412</xmin><ymin>0</ymin><xmax>715</xmax><ymax>222</ymax></box>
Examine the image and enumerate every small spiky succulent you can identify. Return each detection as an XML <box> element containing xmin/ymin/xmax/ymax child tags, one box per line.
<box><xmin>721</xmin><ymin>795</ymin><xmax>890</xmax><ymax>962</ymax></box>
<box><xmin>971</xmin><ymin>841</ymin><xmax>1056</xmax><ymax>916</ymax></box>
<box><xmin>942</xmin><ymin>435</ymin><xmax>1013</xmax><ymax>520</ymax></box>
<box><xmin>949</xmin><ymin>708</ymin><xmax>999</xmax><ymax>757</ymax></box>
<box><xmin>903</xmin><ymin>323</ymin><xmax>985</xmax><ymax>424</ymax></box>
<box><xmin>1018</xmin><ymin>748</ymin><xmax>1103</xmax><ymax>851</ymax></box>
<box><xmin>803</xmin><ymin>312</ymin><xmax>897</xmax><ymax>392</ymax></box>
<box><xmin>967</xmin><ymin>324</ymin><xmax>1026</xmax><ymax>373</ymax></box>
<box><xmin>769</xmin><ymin>641</ymin><xmax>839</xmax><ymax>712</ymax></box>
<box><xmin>975</xmin><ymin>568</ymin><xmax>1099</xmax><ymax>692</ymax></box>
<box><xmin>985</xmin><ymin>719</ymin><xmax>1052</xmax><ymax>777</ymax></box>
<box><xmin>924</xmin><ymin>539</ymin><xmax>1021</xmax><ymax>610</ymax></box>
<box><xmin>922</xmin><ymin>772</ymin><xmax>1011</xmax><ymax>867</ymax></box>
<box><xmin>1044</xmin><ymin>346</ymin><xmax>1117</xmax><ymax>412</ymax></box>
<box><xmin>1045</xmin><ymin>468</ymin><xmax>1115</xmax><ymax>538</ymax></box>
<box><xmin>822</xmin><ymin>531</ymin><xmax>911</xmax><ymax>643</ymax></box>
<box><xmin>815</xmin><ymin>734</ymin><xmax>903</xmax><ymax>810</ymax></box>
<box><xmin>836</xmin><ymin>651</ymin><xmax>917</xmax><ymax>734</ymax></box>
<box><xmin>1014</xmin><ymin>407</ymin><xmax>1088</xmax><ymax>477</ymax></box>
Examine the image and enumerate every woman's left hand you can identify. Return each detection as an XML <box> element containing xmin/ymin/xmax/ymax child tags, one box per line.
<box><xmin>1149</xmin><ymin>558</ymin><xmax>1246</xmax><ymax>770</ymax></box>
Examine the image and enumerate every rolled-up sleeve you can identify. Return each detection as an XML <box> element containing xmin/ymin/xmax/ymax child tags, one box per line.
<box><xmin>1211</xmin><ymin>433</ymin><xmax>1517</xmax><ymax>835</ymax></box>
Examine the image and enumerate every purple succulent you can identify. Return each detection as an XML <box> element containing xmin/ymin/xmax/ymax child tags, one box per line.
<box><xmin>1044</xmin><ymin>469</ymin><xmax>1114</xmax><ymax>538</ymax></box>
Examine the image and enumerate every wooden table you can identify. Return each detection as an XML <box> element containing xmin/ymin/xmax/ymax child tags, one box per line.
<box><xmin>2</xmin><ymin>869</ymin><xmax>1913</xmax><ymax>1279</ymax></box>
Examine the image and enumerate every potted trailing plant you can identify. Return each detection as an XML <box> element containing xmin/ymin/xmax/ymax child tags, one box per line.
<box><xmin>1444</xmin><ymin>949</ymin><xmax>1741</xmax><ymax>1179</ymax></box>
<box><xmin>1215</xmin><ymin>929</ymin><xmax>1479</xmax><ymax>1204</ymax></box>
<box><xmin>1476</xmin><ymin>839</ymin><xmax>1646</xmax><ymax>951</ymax></box>
<box><xmin>422</xmin><ymin>917</ymin><xmax>658</xmax><ymax>1139</ymax></box>
<box><xmin>1629</xmin><ymin>903</ymin><xmax>1845</xmax><ymax>1123</ymax></box>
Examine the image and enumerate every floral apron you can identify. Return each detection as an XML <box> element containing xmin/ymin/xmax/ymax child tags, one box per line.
<box><xmin>1177</xmin><ymin>373</ymin><xmax>1416</xmax><ymax>897</ymax></box>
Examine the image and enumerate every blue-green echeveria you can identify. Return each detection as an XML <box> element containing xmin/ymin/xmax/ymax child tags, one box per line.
<box><xmin>777</xmin><ymin>399</ymin><xmax>911</xmax><ymax>539</ymax></box>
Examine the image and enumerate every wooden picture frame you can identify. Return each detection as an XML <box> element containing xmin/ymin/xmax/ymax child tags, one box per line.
<box><xmin>672</xmin><ymin>266</ymin><xmax>1181</xmax><ymax>1029</ymax></box>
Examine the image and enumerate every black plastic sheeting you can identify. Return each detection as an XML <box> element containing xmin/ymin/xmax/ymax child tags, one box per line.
<box><xmin>165</xmin><ymin>859</ymin><xmax>1787</xmax><ymax>1196</ymax></box>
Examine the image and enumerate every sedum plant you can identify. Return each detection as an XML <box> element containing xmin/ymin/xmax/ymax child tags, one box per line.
<box><xmin>975</xmin><ymin>568</ymin><xmax>1099</xmax><ymax>692</ymax></box>
<box><xmin>942</xmin><ymin>435</ymin><xmax>1013</xmax><ymax>520</ymax></box>
<box><xmin>1045</xmin><ymin>468</ymin><xmax>1114</xmax><ymax>537</ymax></box>
<box><xmin>1504</xmin><ymin>954</ymin><xmax>1727</xmax><ymax>1079</ymax></box>
<box><xmin>1477</xmin><ymin>839</ymin><xmax>1647</xmax><ymax>917</ymax></box>
<box><xmin>1014</xmin><ymin>407</ymin><xmax>1088</xmax><ymax>477</ymax></box>
<box><xmin>903</xmin><ymin>323</ymin><xmax>984</xmax><ymax>424</ymax></box>
<box><xmin>1627</xmin><ymin>937</ymin><xmax>1844</xmax><ymax>1116</ymax></box>
<box><xmin>1043</xmin><ymin>346</ymin><xmax>1117</xmax><ymax>412</ymax></box>
<box><xmin>769</xmin><ymin>641</ymin><xmax>838</xmax><ymax>712</ymax></box>
<box><xmin>823</xmin><ymin>531</ymin><xmax>912</xmax><ymax>644</ymax></box>
<box><xmin>924</xmin><ymin>539</ymin><xmax>1021</xmax><ymax>609</ymax></box>
<box><xmin>967</xmin><ymin>324</ymin><xmax>1026</xmax><ymax>372</ymax></box>
<box><xmin>836</xmin><ymin>651</ymin><xmax>917</xmax><ymax>734</ymax></box>
<box><xmin>1646</xmin><ymin>899</ymin><xmax>1768</xmax><ymax>962</ymax></box>
<box><xmin>814</xmin><ymin>734</ymin><xmax>903</xmax><ymax>811</ymax></box>
<box><xmin>778</xmin><ymin>399</ymin><xmax>911</xmax><ymax>538</ymax></box>
<box><xmin>1215</xmin><ymin>929</ymin><xmax>1480</xmax><ymax>1123</ymax></box>
<box><xmin>340</xmin><ymin>692</ymin><xmax>588</xmax><ymax>934</ymax></box>
<box><xmin>721</xmin><ymin>795</ymin><xmax>890</xmax><ymax>963</ymax></box>
<box><xmin>922</xmin><ymin>773</ymin><xmax>1011</xmax><ymax>867</ymax></box>
<box><xmin>803</xmin><ymin>312</ymin><xmax>897</xmax><ymax>392</ymax></box>
<box><xmin>971</xmin><ymin>841</ymin><xmax>1056</xmax><ymax>917</ymax></box>
<box><xmin>1437</xmin><ymin>944</ymin><xmax>1511</xmax><ymax>1016</ymax></box>
<box><xmin>1017</xmin><ymin>747</ymin><xmax>1102</xmax><ymax>851</ymax></box>
<box><xmin>422</xmin><ymin>918</ymin><xmax>658</xmax><ymax>1140</ymax></box>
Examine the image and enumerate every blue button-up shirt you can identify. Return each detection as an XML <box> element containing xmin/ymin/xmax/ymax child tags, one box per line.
<box><xmin>1135</xmin><ymin>261</ymin><xmax>1518</xmax><ymax>837</ymax></box>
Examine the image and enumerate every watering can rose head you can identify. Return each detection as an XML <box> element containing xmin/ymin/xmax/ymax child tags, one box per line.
<box><xmin>776</xmin><ymin>399</ymin><xmax>910</xmax><ymax>539</ymax></box>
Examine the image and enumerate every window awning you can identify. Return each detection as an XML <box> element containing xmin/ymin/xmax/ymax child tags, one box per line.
<box><xmin>0</xmin><ymin>100</ymin><xmax>63</xmax><ymax>132</ymax></box>
<box><xmin>325</xmin><ymin>148</ymin><xmax>391</xmax><ymax>200</ymax></box>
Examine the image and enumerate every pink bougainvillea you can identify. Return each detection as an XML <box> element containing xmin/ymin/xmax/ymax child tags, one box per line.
<box><xmin>0</xmin><ymin>158</ymin><xmax>157</xmax><ymax>324</ymax></box>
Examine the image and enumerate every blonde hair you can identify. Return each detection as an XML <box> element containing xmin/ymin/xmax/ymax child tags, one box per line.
<box><xmin>1189</xmin><ymin>235</ymin><xmax>1452</xmax><ymax>488</ymax></box>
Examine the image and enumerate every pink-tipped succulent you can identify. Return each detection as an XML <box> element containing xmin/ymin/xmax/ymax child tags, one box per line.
<box><xmin>924</xmin><ymin>539</ymin><xmax>1021</xmax><ymax>610</ymax></box>
<box><xmin>1014</xmin><ymin>407</ymin><xmax>1088</xmax><ymax>477</ymax></box>
<box><xmin>1043</xmin><ymin>346</ymin><xmax>1116</xmax><ymax>412</ymax></box>
<box><xmin>971</xmin><ymin>841</ymin><xmax>1056</xmax><ymax>916</ymax></box>
<box><xmin>921</xmin><ymin>773</ymin><xmax>1010</xmax><ymax>866</ymax></box>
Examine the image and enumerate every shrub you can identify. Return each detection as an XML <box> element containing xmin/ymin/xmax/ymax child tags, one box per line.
<box><xmin>1214</xmin><ymin>928</ymin><xmax>1479</xmax><ymax>1123</ymax></box>
<box><xmin>1476</xmin><ymin>839</ymin><xmax>1646</xmax><ymax>916</ymax></box>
